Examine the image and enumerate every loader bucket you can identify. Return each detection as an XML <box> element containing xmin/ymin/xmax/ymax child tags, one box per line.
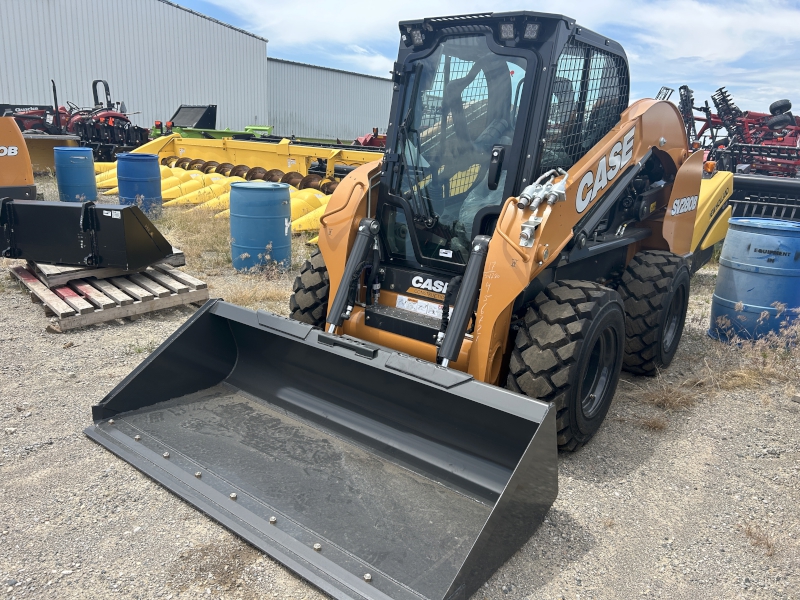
<box><xmin>85</xmin><ymin>300</ymin><xmax>557</xmax><ymax>600</ymax></box>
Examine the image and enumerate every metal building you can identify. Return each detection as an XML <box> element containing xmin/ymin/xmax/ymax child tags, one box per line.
<box><xmin>1</xmin><ymin>0</ymin><xmax>394</xmax><ymax>140</ymax></box>
<box><xmin>267</xmin><ymin>58</ymin><xmax>393</xmax><ymax>141</ymax></box>
<box><xmin>0</xmin><ymin>0</ymin><xmax>267</xmax><ymax>131</ymax></box>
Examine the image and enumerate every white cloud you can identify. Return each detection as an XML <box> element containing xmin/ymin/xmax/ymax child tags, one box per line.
<box><xmin>203</xmin><ymin>0</ymin><xmax>800</xmax><ymax>110</ymax></box>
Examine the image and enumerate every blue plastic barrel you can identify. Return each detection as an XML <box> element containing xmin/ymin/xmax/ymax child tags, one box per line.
<box><xmin>117</xmin><ymin>153</ymin><xmax>162</xmax><ymax>213</ymax></box>
<box><xmin>708</xmin><ymin>217</ymin><xmax>800</xmax><ymax>341</ymax></box>
<box><xmin>230</xmin><ymin>182</ymin><xmax>291</xmax><ymax>270</ymax></box>
<box><xmin>54</xmin><ymin>147</ymin><xmax>97</xmax><ymax>202</ymax></box>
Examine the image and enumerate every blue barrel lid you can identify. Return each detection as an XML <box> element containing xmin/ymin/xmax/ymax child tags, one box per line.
<box><xmin>729</xmin><ymin>217</ymin><xmax>800</xmax><ymax>234</ymax></box>
<box><xmin>116</xmin><ymin>153</ymin><xmax>158</xmax><ymax>161</ymax></box>
<box><xmin>231</xmin><ymin>182</ymin><xmax>289</xmax><ymax>191</ymax></box>
<box><xmin>54</xmin><ymin>146</ymin><xmax>92</xmax><ymax>153</ymax></box>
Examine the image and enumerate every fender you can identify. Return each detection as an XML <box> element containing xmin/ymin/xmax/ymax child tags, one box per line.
<box><xmin>662</xmin><ymin>150</ymin><xmax>703</xmax><ymax>256</ymax></box>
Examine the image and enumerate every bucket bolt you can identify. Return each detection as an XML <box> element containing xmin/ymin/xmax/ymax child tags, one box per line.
<box><xmin>162</xmin><ymin>452</ymin><xmax>170</xmax><ymax>459</ymax></box>
<box><xmin>230</xmin><ymin>493</ymin><xmax>237</xmax><ymax>500</ymax></box>
<box><xmin>108</xmin><ymin>419</ymin><xmax>115</xmax><ymax>425</ymax></box>
<box><xmin>194</xmin><ymin>472</ymin><xmax>202</xmax><ymax>478</ymax></box>
<box><xmin>269</xmin><ymin>516</ymin><xmax>277</xmax><ymax>524</ymax></box>
<box><xmin>364</xmin><ymin>574</ymin><xmax>372</xmax><ymax>582</ymax></box>
<box><xmin>134</xmin><ymin>435</ymin><xmax>141</xmax><ymax>442</ymax></box>
<box><xmin>313</xmin><ymin>543</ymin><xmax>322</xmax><ymax>551</ymax></box>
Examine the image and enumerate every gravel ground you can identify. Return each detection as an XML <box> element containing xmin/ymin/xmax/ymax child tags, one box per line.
<box><xmin>1</xmin><ymin>181</ymin><xmax>798</xmax><ymax>599</ymax></box>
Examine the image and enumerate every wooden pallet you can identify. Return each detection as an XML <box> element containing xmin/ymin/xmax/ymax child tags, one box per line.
<box><xmin>30</xmin><ymin>248</ymin><xmax>186</xmax><ymax>288</ymax></box>
<box><xmin>10</xmin><ymin>263</ymin><xmax>209</xmax><ymax>332</ymax></box>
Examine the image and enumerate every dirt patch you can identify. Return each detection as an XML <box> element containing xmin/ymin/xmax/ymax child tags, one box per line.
<box><xmin>168</xmin><ymin>540</ymin><xmax>260</xmax><ymax>597</ymax></box>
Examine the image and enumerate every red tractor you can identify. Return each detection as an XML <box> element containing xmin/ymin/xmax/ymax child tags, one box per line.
<box><xmin>3</xmin><ymin>80</ymin><xmax>149</xmax><ymax>161</ymax></box>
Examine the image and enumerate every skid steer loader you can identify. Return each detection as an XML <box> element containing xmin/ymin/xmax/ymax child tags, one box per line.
<box><xmin>86</xmin><ymin>12</ymin><xmax>726</xmax><ymax>600</ymax></box>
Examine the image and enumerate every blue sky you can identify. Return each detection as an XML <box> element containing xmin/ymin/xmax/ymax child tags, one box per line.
<box><xmin>178</xmin><ymin>0</ymin><xmax>800</xmax><ymax>112</ymax></box>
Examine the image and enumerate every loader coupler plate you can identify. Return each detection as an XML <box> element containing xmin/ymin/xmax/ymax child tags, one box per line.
<box><xmin>86</xmin><ymin>300</ymin><xmax>557</xmax><ymax>600</ymax></box>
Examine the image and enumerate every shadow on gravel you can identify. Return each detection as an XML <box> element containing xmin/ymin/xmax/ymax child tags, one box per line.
<box><xmin>489</xmin><ymin>508</ymin><xmax>594</xmax><ymax>596</ymax></box>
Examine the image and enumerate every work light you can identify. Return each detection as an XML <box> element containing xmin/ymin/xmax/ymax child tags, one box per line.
<box><xmin>500</xmin><ymin>23</ymin><xmax>515</xmax><ymax>40</ymax></box>
<box><xmin>524</xmin><ymin>23</ymin><xmax>540</xmax><ymax>40</ymax></box>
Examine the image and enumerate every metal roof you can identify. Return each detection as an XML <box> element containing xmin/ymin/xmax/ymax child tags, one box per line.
<box><xmin>158</xmin><ymin>0</ymin><xmax>269</xmax><ymax>43</ymax></box>
<box><xmin>267</xmin><ymin>57</ymin><xmax>391</xmax><ymax>83</ymax></box>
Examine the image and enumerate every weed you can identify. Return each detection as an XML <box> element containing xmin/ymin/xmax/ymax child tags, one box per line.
<box><xmin>739</xmin><ymin>523</ymin><xmax>776</xmax><ymax>557</ymax></box>
<box><xmin>124</xmin><ymin>339</ymin><xmax>159</xmax><ymax>355</ymax></box>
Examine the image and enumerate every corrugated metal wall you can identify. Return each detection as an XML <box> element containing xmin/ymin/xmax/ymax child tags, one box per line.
<box><xmin>0</xmin><ymin>0</ymin><xmax>268</xmax><ymax>131</ymax></box>
<box><xmin>267</xmin><ymin>59</ymin><xmax>393</xmax><ymax>140</ymax></box>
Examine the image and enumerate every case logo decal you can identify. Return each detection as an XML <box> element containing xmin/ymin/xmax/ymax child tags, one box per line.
<box><xmin>576</xmin><ymin>127</ymin><xmax>636</xmax><ymax>213</ymax></box>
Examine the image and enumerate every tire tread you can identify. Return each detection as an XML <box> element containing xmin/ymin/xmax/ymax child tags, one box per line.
<box><xmin>506</xmin><ymin>280</ymin><xmax>621</xmax><ymax>451</ymax></box>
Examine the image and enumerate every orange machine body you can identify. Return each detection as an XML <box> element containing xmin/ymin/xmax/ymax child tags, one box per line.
<box><xmin>318</xmin><ymin>99</ymin><xmax>702</xmax><ymax>384</ymax></box>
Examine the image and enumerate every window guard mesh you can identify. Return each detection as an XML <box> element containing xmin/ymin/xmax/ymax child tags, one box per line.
<box><xmin>538</xmin><ymin>40</ymin><xmax>629</xmax><ymax>176</ymax></box>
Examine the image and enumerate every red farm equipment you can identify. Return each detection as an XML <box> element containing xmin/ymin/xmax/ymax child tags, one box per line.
<box><xmin>3</xmin><ymin>80</ymin><xmax>150</xmax><ymax>161</ymax></box>
<box><xmin>679</xmin><ymin>85</ymin><xmax>800</xmax><ymax>177</ymax></box>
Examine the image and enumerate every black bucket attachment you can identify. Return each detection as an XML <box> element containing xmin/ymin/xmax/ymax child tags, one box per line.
<box><xmin>0</xmin><ymin>200</ymin><xmax>172</xmax><ymax>269</ymax></box>
<box><xmin>86</xmin><ymin>300</ymin><xmax>557</xmax><ymax>600</ymax></box>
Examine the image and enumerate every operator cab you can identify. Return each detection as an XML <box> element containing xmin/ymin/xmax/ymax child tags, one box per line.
<box><xmin>378</xmin><ymin>12</ymin><xmax>629</xmax><ymax>273</ymax></box>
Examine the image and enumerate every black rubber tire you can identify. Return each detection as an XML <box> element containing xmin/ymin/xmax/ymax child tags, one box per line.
<box><xmin>289</xmin><ymin>248</ymin><xmax>330</xmax><ymax>326</ymax></box>
<box><xmin>618</xmin><ymin>251</ymin><xmax>690</xmax><ymax>376</ymax></box>
<box><xmin>767</xmin><ymin>113</ymin><xmax>793</xmax><ymax>131</ymax></box>
<box><xmin>506</xmin><ymin>281</ymin><xmax>625</xmax><ymax>451</ymax></box>
<box><xmin>770</xmin><ymin>99</ymin><xmax>792</xmax><ymax>115</ymax></box>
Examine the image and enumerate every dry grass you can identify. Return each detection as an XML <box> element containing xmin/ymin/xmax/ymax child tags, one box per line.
<box><xmin>151</xmin><ymin>207</ymin><xmax>316</xmax><ymax>312</ymax></box>
<box><xmin>602</xmin><ymin>518</ymin><xmax>616</xmax><ymax>529</ymax></box>
<box><xmin>702</xmin><ymin>310</ymin><xmax>800</xmax><ymax>392</ymax></box>
<box><xmin>153</xmin><ymin>208</ymin><xmax>233</xmax><ymax>273</ymax></box>
<box><xmin>622</xmin><ymin>372</ymin><xmax>703</xmax><ymax>411</ymax></box>
<box><xmin>739</xmin><ymin>523</ymin><xmax>776</xmax><ymax>557</ymax></box>
<box><xmin>218</xmin><ymin>275</ymin><xmax>293</xmax><ymax>307</ymax></box>
<box><xmin>639</xmin><ymin>415</ymin><xmax>669</xmax><ymax>431</ymax></box>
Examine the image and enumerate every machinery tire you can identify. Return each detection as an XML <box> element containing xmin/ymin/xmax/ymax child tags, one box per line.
<box><xmin>770</xmin><ymin>99</ymin><xmax>792</xmax><ymax>115</ymax></box>
<box><xmin>506</xmin><ymin>281</ymin><xmax>625</xmax><ymax>451</ymax></box>
<box><xmin>618</xmin><ymin>251</ymin><xmax>690</xmax><ymax>376</ymax></box>
<box><xmin>289</xmin><ymin>248</ymin><xmax>330</xmax><ymax>326</ymax></box>
<box><xmin>767</xmin><ymin>113</ymin><xmax>793</xmax><ymax>131</ymax></box>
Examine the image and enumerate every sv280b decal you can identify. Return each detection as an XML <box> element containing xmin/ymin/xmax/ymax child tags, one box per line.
<box><xmin>670</xmin><ymin>195</ymin><xmax>698</xmax><ymax>216</ymax></box>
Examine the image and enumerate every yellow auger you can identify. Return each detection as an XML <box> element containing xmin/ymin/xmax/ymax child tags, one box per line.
<box><xmin>163</xmin><ymin>176</ymin><xmax>246</xmax><ymax>207</ymax></box>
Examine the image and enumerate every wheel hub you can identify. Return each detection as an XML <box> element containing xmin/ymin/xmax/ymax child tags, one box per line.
<box><xmin>580</xmin><ymin>328</ymin><xmax>617</xmax><ymax>419</ymax></box>
<box><xmin>662</xmin><ymin>285</ymin><xmax>685</xmax><ymax>353</ymax></box>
